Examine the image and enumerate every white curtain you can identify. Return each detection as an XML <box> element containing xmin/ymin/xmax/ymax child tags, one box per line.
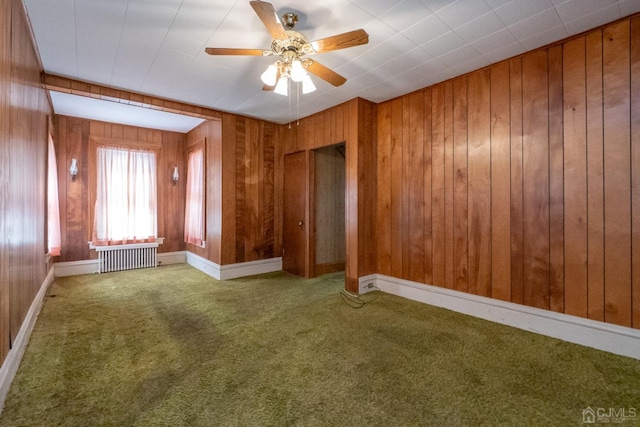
<box><xmin>47</xmin><ymin>135</ymin><xmax>61</xmax><ymax>256</ymax></box>
<box><xmin>93</xmin><ymin>146</ymin><xmax>157</xmax><ymax>245</ymax></box>
<box><xmin>184</xmin><ymin>147</ymin><xmax>204</xmax><ymax>246</ymax></box>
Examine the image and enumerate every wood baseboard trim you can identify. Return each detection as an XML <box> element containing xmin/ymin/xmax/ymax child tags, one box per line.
<box><xmin>315</xmin><ymin>261</ymin><xmax>345</xmax><ymax>276</ymax></box>
<box><xmin>0</xmin><ymin>266</ymin><xmax>55</xmax><ymax>412</ymax></box>
<box><xmin>363</xmin><ymin>274</ymin><xmax>640</xmax><ymax>360</ymax></box>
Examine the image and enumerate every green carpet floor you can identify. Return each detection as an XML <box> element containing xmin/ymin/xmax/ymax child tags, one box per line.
<box><xmin>1</xmin><ymin>264</ymin><xmax>639</xmax><ymax>426</ymax></box>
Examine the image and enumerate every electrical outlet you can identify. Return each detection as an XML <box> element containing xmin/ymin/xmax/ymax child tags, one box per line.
<box><xmin>359</xmin><ymin>277</ymin><xmax>376</xmax><ymax>294</ymax></box>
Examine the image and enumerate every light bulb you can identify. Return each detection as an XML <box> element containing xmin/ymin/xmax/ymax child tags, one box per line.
<box><xmin>260</xmin><ymin>63</ymin><xmax>278</xmax><ymax>86</ymax></box>
<box><xmin>274</xmin><ymin>76</ymin><xmax>288</xmax><ymax>96</ymax></box>
<box><xmin>290</xmin><ymin>59</ymin><xmax>306</xmax><ymax>83</ymax></box>
<box><xmin>69</xmin><ymin>158</ymin><xmax>78</xmax><ymax>181</ymax></box>
<box><xmin>302</xmin><ymin>74</ymin><xmax>316</xmax><ymax>94</ymax></box>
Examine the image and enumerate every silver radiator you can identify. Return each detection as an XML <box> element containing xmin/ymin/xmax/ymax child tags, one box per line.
<box><xmin>95</xmin><ymin>243</ymin><xmax>158</xmax><ymax>273</ymax></box>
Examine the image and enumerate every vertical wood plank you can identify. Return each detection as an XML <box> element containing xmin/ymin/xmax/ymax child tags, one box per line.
<box><xmin>521</xmin><ymin>50</ymin><xmax>550</xmax><ymax>306</ymax></box>
<box><xmin>408</xmin><ymin>91</ymin><xmax>425</xmax><ymax>282</ymax></box>
<box><xmin>510</xmin><ymin>58</ymin><xmax>525</xmax><ymax>305</ymax></box>
<box><xmin>377</xmin><ymin>102</ymin><xmax>392</xmax><ymax>275</ymax></box>
<box><xmin>444</xmin><ymin>81</ymin><xmax>455</xmax><ymax>289</ymax></box>
<box><xmin>423</xmin><ymin>90</ymin><xmax>433</xmax><ymax>285</ymax></box>
<box><xmin>522</xmin><ymin>50</ymin><xmax>550</xmax><ymax>310</ymax></box>
<box><xmin>603</xmin><ymin>20</ymin><xmax>632</xmax><ymax>326</ymax></box>
<box><xmin>563</xmin><ymin>37</ymin><xmax>588</xmax><ymax>317</ymax></box>
<box><xmin>263</xmin><ymin>122</ymin><xmax>275</xmax><ymax>259</ymax></box>
<box><xmin>548</xmin><ymin>44</ymin><xmax>565</xmax><ymax>313</ymax></box>
<box><xmin>467</xmin><ymin>69</ymin><xmax>492</xmax><ymax>297</ymax></box>
<box><xmin>390</xmin><ymin>98</ymin><xmax>404</xmax><ymax>279</ymax></box>
<box><xmin>490</xmin><ymin>61</ymin><xmax>511</xmax><ymax>301</ymax></box>
<box><xmin>431</xmin><ymin>86</ymin><xmax>446</xmax><ymax>287</ymax></box>
<box><xmin>453</xmin><ymin>77</ymin><xmax>468</xmax><ymax>293</ymax></box>
<box><xmin>586</xmin><ymin>30</ymin><xmax>605</xmax><ymax>322</ymax></box>
<box><xmin>401</xmin><ymin>97</ymin><xmax>411</xmax><ymax>280</ymax></box>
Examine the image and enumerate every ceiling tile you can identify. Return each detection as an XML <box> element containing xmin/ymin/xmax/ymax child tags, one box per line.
<box><xmin>518</xmin><ymin>24</ymin><xmax>568</xmax><ymax>51</ymax></box>
<box><xmin>436</xmin><ymin>44</ymin><xmax>482</xmax><ymax>68</ymax></box>
<box><xmin>481</xmin><ymin>40</ymin><xmax>524</xmax><ymax>64</ymax></box>
<box><xmin>350</xmin><ymin>0</ymin><xmax>403</xmax><ymax>16</ymax></box>
<box><xmin>421</xmin><ymin>31</ymin><xmax>466</xmax><ymax>57</ymax></box>
<box><xmin>434</xmin><ymin>0</ymin><xmax>491</xmax><ymax>28</ymax></box>
<box><xmin>507</xmin><ymin>7</ymin><xmax>563</xmax><ymax>41</ymax></box>
<box><xmin>420</xmin><ymin>0</ymin><xmax>457</xmax><ymax>13</ymax></box>
<box><xmin>379</xmin><ymin>0</ymin><xmax>432</xmax><ymax>32</ymax></box>
<box><xmin>562</xmin><ymin>4</ymin><xmax>622</xmax><ymax>35</ymax></box>
<box><xmin>454</xmin><ymin>11</ymin><xmax>505</xmax><ymax>43</ymax></box>
<box><xmin>493</xmin><ymin>0</ymin><xmax>554</xmax><ymax>25</ymax></box>
<box><xmin>401</xmin><ymin>15</ymin><xmax>451</xmax><ymax>46</ymax></box>
<box><xmin>619</xmin><ymin>0</ymin><xmax>640</xmax><ymax>17</ymax></box>
<box><xmin>470</xmin><ymin>27</ymin><xmax>519</xmax><ymax>53</ymax></box>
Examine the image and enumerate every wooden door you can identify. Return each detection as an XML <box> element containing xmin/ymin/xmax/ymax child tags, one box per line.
<box><xmin>283</xmin><ymin>151</ymin><xmax>307</xmax><ymax>276</ymax></box>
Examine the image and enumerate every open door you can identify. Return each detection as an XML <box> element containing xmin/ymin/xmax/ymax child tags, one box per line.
<box><xmin>283</xmin><ymin>151</ymin><xmax>307</xmax><ymax>276</ymax></box>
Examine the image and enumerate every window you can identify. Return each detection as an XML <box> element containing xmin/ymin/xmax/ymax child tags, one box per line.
<box><xmin>184</xmin><ymin>146</ymin><xmax>204</xmax><ymax>246</ymax></box>
<box><xmin>93</xmin><ymin>146</ymin><xmax>157</xmax><ymax>245</ymax></box>
<box><xmin>47</xmin><ymin>133</ymin><xmax>61</xmax><ymax>256</ymax></box>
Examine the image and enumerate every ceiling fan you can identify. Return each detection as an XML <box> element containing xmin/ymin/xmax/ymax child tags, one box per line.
<box><xmin>205</xmin><ymin>1</ymin><xmax>369</xmax><ymax>96</ymax></box>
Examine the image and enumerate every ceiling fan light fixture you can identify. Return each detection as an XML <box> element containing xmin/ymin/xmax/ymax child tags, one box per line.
<box><xmin>302</xmin><ymin>74</ymin><xmax>316</xmax><ymax>94</ymax></box>
<box><xmin>261</xmin><ymin>63</ymin><xmax>278</xmax><ymax>86</ymax></box>
<box><xmin>274</xmin><ymin>76</ymin><xmax>288</xmax><ymax>96</ymax></box>
<box><xmin>290</xmin><ymin>59</ymin><xmax>306</xmax><ymax>82</ymax></box>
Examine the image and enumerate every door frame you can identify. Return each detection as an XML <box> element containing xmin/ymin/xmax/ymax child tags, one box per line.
<box><xmin>310</xmin><ymin>143</ymin><xmax>346</xmax><ymax>278</ymax></box>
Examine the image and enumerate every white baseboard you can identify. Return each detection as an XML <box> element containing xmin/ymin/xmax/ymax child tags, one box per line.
<box><xmin>0</xmin><ymin>266</ymin><xmax>56</xmax><ymax>411</ymax></box>
<box><xmin>364</xmin><ymin>274</ymin><xmax>640</xmax><ymax>360</ymax></box>
<box><xmin>186</xmin><ymin>252</ymin><xmax>282</xmax><ymax>280</ymax></box>
<box><xmin>186</xmin><ymin>252</ymin><xmax>221</xmax><ymax>278</ymax></box>
<box><xmin>219</xmin><ymin>258</ymin><xmax>282</xmax><ymax>280</ymax></box>
<box><xmin>54</xmin><ymin>259</ymin><xmax>99</xmax><ymax>277</ymax></box>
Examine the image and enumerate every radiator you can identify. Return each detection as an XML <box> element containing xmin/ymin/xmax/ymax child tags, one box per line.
<box><xmin>94</xmin><ymin>242</ymin><xmax>158</xmax><ymax>273</ymax></box>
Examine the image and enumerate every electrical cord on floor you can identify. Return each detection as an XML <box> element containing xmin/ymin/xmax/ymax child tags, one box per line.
<box><xmin>340</xmin><ymin>287</ymin><xmax>380</xmax><ymax>308</ymax></box>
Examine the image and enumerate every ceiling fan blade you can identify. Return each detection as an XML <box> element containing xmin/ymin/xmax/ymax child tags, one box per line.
<box><xmin>309</xmin><ymin>29</ymin><xmax>369</xmax><ymax>53</ymax></box>
<box><xmin>205</xmin><ymin>48</ymin><xmax>266</xmax><ymax>56</ymax></box>
<box><xmin>306</xmin><ymin>60</ymin><xmax>346</xmax><ymax>87</ymax></box>
<box><xmin>250</xmin><ymin>1</ymin><xmax>287</xmax><ymax>40</ymax></box>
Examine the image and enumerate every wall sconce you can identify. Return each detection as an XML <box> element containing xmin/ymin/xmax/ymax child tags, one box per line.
<box><xmin>172</xmin><ymin>166</ymin><xmax>179</xmax><ymax>186</ymax></box>
<box><xmin>69</xmin><ymin>158</ymin><xmax>78</xmax><ymax>182</ymax></box>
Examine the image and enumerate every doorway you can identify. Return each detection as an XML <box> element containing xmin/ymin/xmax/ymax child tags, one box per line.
<box><xmin>311</xmin><ymin>144</ymin><xmax>346</xmax><ymax>276</ymax></box>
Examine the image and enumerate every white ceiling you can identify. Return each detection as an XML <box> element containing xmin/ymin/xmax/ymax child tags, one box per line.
<box><xmin>23</xmin><ymin>0</ymin><xmax>640</xmax><ymax>131</ymax></box>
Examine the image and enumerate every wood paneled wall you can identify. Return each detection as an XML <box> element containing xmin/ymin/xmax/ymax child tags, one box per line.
<box><xmin>376</xmin><ymin>16</ymin><xmax>640</xmax><ymax>329</ymax></box>
<box><xmin>54</xmin><ymin>115</ymin><xmax>187</xmax><ymax>261</ymax></box>
<box><xmin>186</xmin><ymin>115</ymin><xmax>280</xmax><ymax>266</ymax></box>
<box><xmin>0</xmin><ymin>0</ymin><xmax>51</xmax><ymax>364</ymax></box>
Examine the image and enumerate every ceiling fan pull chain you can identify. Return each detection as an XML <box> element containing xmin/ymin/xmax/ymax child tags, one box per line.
<box><xmin>296</xmin><ymin>83</ymin><xmax>300</xmax><ymax>126</ymax></box>
<box><xmin>288</xmin><ymin>78</ymin><xmax>292</xmax><ymax>129</ymax></box>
